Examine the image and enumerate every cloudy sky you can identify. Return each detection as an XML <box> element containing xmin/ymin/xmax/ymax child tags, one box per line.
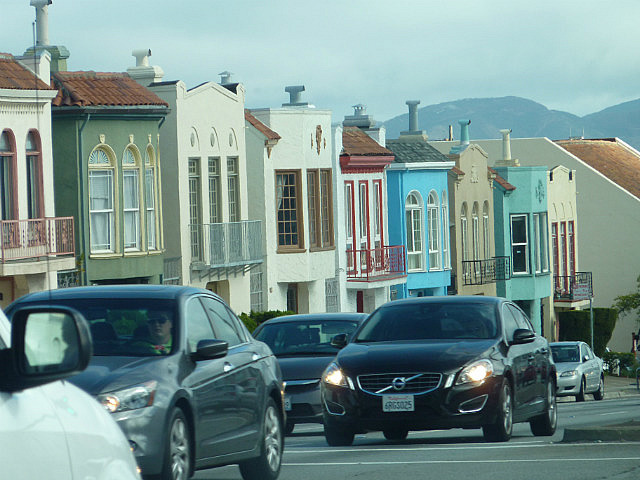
<box><xmin>4</xmin><ymin>0</ymin><xmax>639</xmax><ymax>122</ymax></box>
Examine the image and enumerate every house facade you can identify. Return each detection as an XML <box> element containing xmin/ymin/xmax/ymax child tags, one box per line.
<box><xmin>0</xmin><ymin>52</ymin><xmax>75</xmax><ymax>308</ymax></box>
<box><xmin>385</xmin><ymin>101</ymin><xmax>454</xmax><ymax>299</ymax></box>
<box><xmin>331</xmin><ymin>105</ymin><xmax>406</xmax><ymax>313</ymax></box>
<box><xmin>245</xmin><ymin>86</ymin><xmax>336</xmax><ymax>313</ymax></box>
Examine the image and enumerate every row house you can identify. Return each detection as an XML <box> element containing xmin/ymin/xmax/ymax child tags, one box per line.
<box><xmin>245</xmin><ymin>87</ymin><xmax>335</xmax><ymax>313</ymax></box>
<box><xmin>332</xmin><ymin>105</ymin><xmax>406</xmax><ymax>313</ymax></box>
<box><xmin>134</xmin><ymin>54</ymin><xmax>260</xmax><ymax>313</ymax></box>
<box><xmin>385</xmin><ymin>101</ymin><xmax>454</xmax><ymax>298</ymax></box>
<box><xmin>0</xmin><ymin>51</ymin><xmax>74</xmax><ymax>308</ymax></box>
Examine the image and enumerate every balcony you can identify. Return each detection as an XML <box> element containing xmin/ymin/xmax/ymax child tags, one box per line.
<box><xmin>1</xmin><ymin>217</ymin><xmax>75</xmax><ymax>263</ymax></box>
<box><xmin>461</xmin><ymin>256</ymin><xmax>511</xmax><ymax>286</ymax></box>
<box><xmin>554</xmin><ymin>272</ymin><xmax>593</xmax><ymax>303</ymax></box>
<box><xmin>346</xmin><ymin>245</ymin><xmax>406</xmax><ymax>283</ymax></box>
<box><xmin>190</xmin><ymin>220</ymin><xmax>263</xmax><ymax>278</ymax></box>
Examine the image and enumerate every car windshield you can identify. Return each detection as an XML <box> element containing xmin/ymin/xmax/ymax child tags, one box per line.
<box><xmin>354</xmin><ymin>302</ymin><xmax>499</xmax><ymax>342</ymax></box>
<box><xmin>18</xmin><ymin>298</ymin><xmax>177</xmax><ymax>357</ymax></box>
<box><xmin>551</xmin><ymin>345</ymin><xmax>580</xmax><ymax>363</ymax></box>
<box><xmin>254</xmin><ymin>320</ymin><xmax>360</xmax><ymax>356</ymax></box>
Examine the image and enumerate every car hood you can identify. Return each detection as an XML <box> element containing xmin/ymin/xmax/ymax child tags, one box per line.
<box><xmin>337</xmin><ymin>339</ymin><xmax>498</xmax><ymax>374</ymax></box>
<box><xmin>69</xmin><ymin>355</ymin><xmax>171</xmax><ymax>395</ymax></box>
<box><xmin>277</xmin><ymin>355</ymin><xmax>337</xmax><ymax>381</ymax></box>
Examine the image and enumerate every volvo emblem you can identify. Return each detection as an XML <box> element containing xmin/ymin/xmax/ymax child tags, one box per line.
<box><xmin>392</xmin><ymin>377</ymin><xmax>406</xmax><ymax>391</ymax></box>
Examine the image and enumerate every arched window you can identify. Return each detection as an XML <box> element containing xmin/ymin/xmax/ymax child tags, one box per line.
<box><xmin>0</xmin><ymin>130</ymin><xmax>17</xmax><ymax>221</ymax></box>
<box><xmin>145</xmin><ymin>146</ymin><xmax>157</xmax><ymax>250</ymax></box>
<box><xmin>427</xmin><ymin>191</ymin><xmax>441</xmax><ymax>270</ymax></box>
<box><xmin>25</xmin><ymin>131</ymin><xmax>44</xmax><ymax>219</ymax></box>
<box><xmin>89</xmin><ymin>147</ymin><xmax>116</xmax><ymax>252</ymax></box>
<box><xmin>405</xmin><ymin>192</ymin><xmax>424</xmax><ymax>271</ymax></box>
<box><xmin>472</xmin><ymin>202</ymin><xmax>480</xmax><ymax>262</ymax></box>
<box><xmin>483</xmin><ymin>201</ymin><xmax>490</xmax><ymax>259</ymax></box>
<box><xmin>460</xmin><ymin>203</ymin><xmax>469</xmax><ymax>262</ymax></box>
<box><xmin>123</xmin><ymin>146</ymin><xmax>142</xmax><ymax>250</ymax></box>
<box><xmin>442</xmin><ymin>191</ymin><xmax>450</xmax><ymax>269</ymax></box>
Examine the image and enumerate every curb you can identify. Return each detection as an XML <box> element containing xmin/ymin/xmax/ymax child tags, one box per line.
<box><xmin>562</xmin><ymin>422</ymin><xmax>640</xmax><ymax>443</ymax></box>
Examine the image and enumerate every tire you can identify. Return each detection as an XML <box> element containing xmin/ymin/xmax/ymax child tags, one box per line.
<box><xmin>483</xmin><ymin>380</ymin><xmax>513</xmax><ymax>442</ymax></box>
<box><xmin>576</xmin><ymin>377</ymin><xmax>586</xmax><ymax>402</ymax></box>
<box><xmin>530</xmin><ymin>377</ymin><xmax>557</xmax><ymax>436</ymax></box>
<box><xmin>324</xmin><ymin>422</ymin><xmax>355</xmax><ymax>446</ymax></box>
<box><xmin>160</xmin><ymin>408</ymin><xmax>192</xmax><ymax>480</ymax></box>
<box><xmin>239</xmin><ymin>398</ymin><xmax>283</xmax><ymax>480</ymax></box>
<box><xmin>284</xmin><ymin>421</ymin><xmax>295</xmax><ymax>435</ymax></box>
<box><xmin>383</xmin><ymin>429</ymin><xmax>409</xmax><ymax>441</ymax></box>
<box><xmin>593</xmin><ymin>375</ymin><xmax>605</xmax><ymax>401</ymax></box>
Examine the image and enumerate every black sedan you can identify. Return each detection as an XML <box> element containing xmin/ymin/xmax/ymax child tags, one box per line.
<box><xmin>252</xmin><ymin>313</ymin><xmax>366</xmax><ymax>434</ymax></box>
<box><xmin>6</xmin><ymin>285</ymin><xmax>285</xmax><ymax>480</ymax></box>
<box><xmin>321</xmin><ymin>296</ymin><xmax>557</xmax><ymax>445</ymax></box>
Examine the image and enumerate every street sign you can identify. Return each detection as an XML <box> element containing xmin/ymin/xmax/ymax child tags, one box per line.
<box><xmin>572</xmin><ymin>283</ymin><xmax>592</xmax><ymax>300</ymax></box>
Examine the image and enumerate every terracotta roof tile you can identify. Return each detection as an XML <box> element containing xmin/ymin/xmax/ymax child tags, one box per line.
<box><xmin>342</xmin><ymin>127</ymin><xmax>393</xmax><ymax>156</ymax></box>
<box><xmin>488</xmin><ymin>166</ymin><xmax>516</xmax><ymax>191</ymax></box>
<box><xmin>245</xmin><ymin>109</ymin><xmax>281</xmax><ymax>140</ymax></box>
<box><xmin>52</xmin><ymin>71</ymin><xmax>168</xmax><ymax>107</ymax></box>
<box><xmin>0</xmin><ymin>53</ymin><xmax>53</xmax><ymax>91</ymax></box>
<box><xmin>555</xmin><ymin>138</ymin><xmax>640</xmax><ymax>199</ymax></box>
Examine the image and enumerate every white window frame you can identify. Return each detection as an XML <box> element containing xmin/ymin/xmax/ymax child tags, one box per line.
<box><xmin>482</xmin><ymin>201</ymin><xmax>490</xmax><ymax>260</ymax></box>
<box><xmin>123</xmin><ymin>147</ymin><xmax>141</xmax><ymax>251</ymax></box>
<box><xmin>427</xmin><ymin>190</ymin><xmax>441</xmax><ymax>270</ymax></box>
<box><xmin>145</xmin><ymin>146</ymin><xmax>157</xmax><ymax>250</ymax></box>
<box><xmin>227</xmin><ymin>157</ymin><xmax>239</xmax><ymax>223</ymax></box>
<box><xmin>88</xmin><ymin>148</ymin><xmax>116</xmax><ymax>253</ymax></box>
<box><xmin>460</xmin><ymin>203</ymin><xmax>469</xmax><ymax>262</ymax></box>
<box><xmin>511</xmin><ymin>214</ymin><xmax>529</xmax><ymax>274</ymax></box>
<box><xmin>405</xmin><ymin>191</ymin><xmax>424</xmax><ymax>272</ymax></box>
<box><xmin>442</xmin><ymin>191</ymin><xmax>450</xmax><ymax>269</ymax></box>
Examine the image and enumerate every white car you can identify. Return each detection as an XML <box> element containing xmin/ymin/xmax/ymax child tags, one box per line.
<box><xmin>550</xmin><ymin>341</ymin><xmax>605</xmax><ymax>401</ymax></box>
<box><xmin>0</xmin><ymin>305</ymin><xmax>141</xmax><ymax>480</ymax></box>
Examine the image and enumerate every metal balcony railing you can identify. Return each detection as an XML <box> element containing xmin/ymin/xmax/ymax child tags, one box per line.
<box><xmin>346</xmin><ymin>245</ymin><xmax>406</xmax><ymax>282</ymax></box>
<box><xmin>461</xmin><ymin>256</ymin><xmax>511</xmax><ymax>285</ymax></box>
<box><xmin>1</xmin><ymin>217</ymin><xmax>75</xmax><ymax>262</ymax></box>
<box><xmin>190</xmin><ymin>220</ymin><xmax>263</xmax><ymax>270</ymax></box>
<box><xmin>554</xmin><ymin>272</ymin><xmax>593</xmax><ymax>300</ymax></box>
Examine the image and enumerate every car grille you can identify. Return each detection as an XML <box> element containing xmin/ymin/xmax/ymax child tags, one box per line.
<box><xmin>357</xmin><ymin>373</ymin><xmax>442</xmax><ymax>395</ymax></box>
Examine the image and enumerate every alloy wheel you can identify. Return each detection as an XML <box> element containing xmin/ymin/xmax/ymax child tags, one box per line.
<box><xmin>264</xmin><ymin>405</ymin><xmax>282</xmax><ymax>472</ymax></box>
<box><xmin>169</xmin><ymin>416</ymin><xmax>190</xmax><ymax>480</ymax></box>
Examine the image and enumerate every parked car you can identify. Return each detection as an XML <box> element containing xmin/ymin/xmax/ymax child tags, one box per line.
<box><xmin>253</xmin><ymin>313</ymin><xmax>367</xmax><ymax>434</ymax></box>
<box><xmin>0</xmin><ymin>303</ymin><xmax>141</xmax><ymax>479</ymax></box>
<box><xmin>6</xmin><ymin>285</ymin><xmax>285</xmax><ymax>480</ymax></box>
<box><xmin>321</xmin><ymin>296</ymin><xmax>557</xmax><ymax>445</ymax></box>
<box><xmin>550</xmin><ymin>341</ymin><xmax>604</xmax><ymax>401</ymax></box>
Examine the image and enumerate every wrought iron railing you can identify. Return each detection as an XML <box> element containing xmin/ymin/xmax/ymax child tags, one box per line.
<box><xmin>190</xmin><ymin>220</ymin><xmax>263</xmax><ymax>269</ymax></box>
<box><xmin>554</xmin><ymin>272</ymin><xmax>593</xmax><ymax>300</ymax></box>
<box><xmin>461</xmin><ymin>256</ymin><xmax>511</xmax><ymax>285</ymax></box>
<box><xmin>1</xmin><ymin>217</ymin><xmax>74</xmax><ymax>262</ymax></box>
<box><xmin>163</xmin><ymin>257</ymin><xmax>182</xmax><ymax>285</ymax></box>
<box><xmin>346</xmin><ymin>245</ymin><xmax>406</xmax><ymax>282</ymax></box>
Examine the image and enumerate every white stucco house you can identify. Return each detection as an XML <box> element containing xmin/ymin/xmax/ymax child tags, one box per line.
<box><xmin>245</xmin><ymin>86</ymin><xmax>336</xmax><ymax>313</ymax></box>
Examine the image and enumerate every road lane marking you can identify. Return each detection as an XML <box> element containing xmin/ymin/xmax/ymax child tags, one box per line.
<box><xmin>283</xmin><ymin>457</ymin><xmax>640</xmax><ymax>466</ymax></box>
<box><xmin>598</xmin><ymin>411</ymin><xmax>628</xmax><ymax>415</ymax></box>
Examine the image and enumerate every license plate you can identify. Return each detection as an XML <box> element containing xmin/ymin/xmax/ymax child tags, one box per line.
<box><xmin>382</xmin><ymin>394</ymin><xmax>414</xmax><ymax>412</ymax></box>
<box><xmin>284</xmin><ymin>396</ymin><xmax>292</xmax><ymax>411</ymax></box>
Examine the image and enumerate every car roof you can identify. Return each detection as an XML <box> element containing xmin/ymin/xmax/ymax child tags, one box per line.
<box><xmin>378</xmin><ymin>295</ymin><xmax>505</xmax><ymax>308</ymax></box>
<box><xmin>550</xmin><ymin>341</ymin><xmax>584</xmax><ymax>346</ymax></box>
<box><xmin>258</xmin><ymin>312</ymin><xmax>368</xmax><ymax>325</ymax></box>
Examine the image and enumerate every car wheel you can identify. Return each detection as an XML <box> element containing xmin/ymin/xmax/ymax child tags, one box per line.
<box><xmin>383</xmin><ymin>429</ymin><xmax>409</xmax><ymax>441</ymax></box>
<box><xmin>239</xmin><ymin>398</ymin><xmax>283</xmax><ymax>480</ymax></box>
<box><xmin>529</xmin><ymin>377</ymin><xmax>557</xmax><ymax>436</ymax></box>
<box><xmin>575</xmin><ymin>377</ymin><xmax>586</xmax><ymax>402</ymax></box>
<box><xmin>160</xmin><ymin>408</ymin><xmax>191</xmax><ymax>480</ymax></box>
<box><xmin>483</xmin><ymin>380</ymin><xmax>513</xmax><ymax>442</ymax></box>
<box><xmin>324</xmin><ymin>422</ymin><xmax>355</xmax><ymax>446</ymax></box>
<box><xmin>284</xmin><ymin>421</ymin><xmax>295</xmax><ymax>435</ymax></box>
<box><xmin>593</xmin><ymin>375</ymin><xmax>604</xmax><ymax>401</ymax></box>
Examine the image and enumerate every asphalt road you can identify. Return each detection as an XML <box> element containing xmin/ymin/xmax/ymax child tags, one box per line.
<box><xmin>193</xmin><ymin>395</ymin><xmax>640</xmax><ymax>480</ymax></box>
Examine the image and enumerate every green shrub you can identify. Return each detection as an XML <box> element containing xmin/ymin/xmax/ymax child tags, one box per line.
<box><xmin>602</xmin><ymin>351</ymin><xmax>638</xmax><ymax>377</ymax></box>
<box><xmin>239</xmin><ymin>310</ymin><xmax>294</xmax><ymax>333</ymax></box>
<box><xmin>558</xmin><ymin>308</ymin><xmax>618</xmax><ymax>357</ymax></box>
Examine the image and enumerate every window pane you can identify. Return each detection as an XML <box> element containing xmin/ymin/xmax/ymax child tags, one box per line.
<box><xmin>276</xmin><ymin>172</ymin><xmax>299</xmax><ymax>247</ymax></box>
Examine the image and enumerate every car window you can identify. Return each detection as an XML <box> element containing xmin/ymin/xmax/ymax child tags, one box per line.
<box><xmin>507</xmin><ymin>304</ymin><xmax>533</xmax><ymax>330</ymax></box>
<box><xmin>581</xmin><ymin>344</ymin><xmax>593</xmax><ymax>361</ymax></box>
<box><xmin>501</xmin><ymin>305</ymin><xmax>520</xmax><ymax>342</ymax></box>
<box><xmin>255</xmin><ymin>320</ymin><xmax>360</xmax><ymax>355</ymax></box>
<box><xmin>551</xmin><ymin>344</ymin><xmax>580</xmax><ymax>362</ymax></box>
<box><xmin>200</xmin><ymin>296</ymin><xmax>243</xmax><ymax>348</ymax></box>
<box><xmin>185</xmin><ymin>298</ymin><xmax>217</xmax><ymax>353</ymax></box>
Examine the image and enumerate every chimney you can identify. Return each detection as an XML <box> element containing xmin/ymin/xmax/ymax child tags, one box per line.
<box><xmin>399</xmin><ymin>100</ymin><xmax>428</xmax><ymax>140</ymax></box>
<box><xmin>343</xmin><ymin>104</ymin><xmax>375</xmax><ymax>129</ymax></box>
<box><xmin>449</xmin><ymin>119</ymin><xmax>471</xmax><ymax>155</ymax></box>
<box><xmin>448</xmin><ymin>125</ymin><xmax>454</xmax><ymax>141</ymax></box>
<box><xmin>219</xmin><ymin>71</ymin><xmax>234</xmax><ymax>85</ymax></box>
<box><xmin>495</xmin><ymin>128</ymin><xmax>520</xmax><ymax>166</ymax></box>
<box><xmin>24</xmin><ymin>0</ymin><xmax>69</xmax><ymax>72</ymax></box>
<box><xmin>127</xmin><ymin>48</ymin><xmax>164</xmax><ymax>86</ymax></box>
<box><xmin>282</xmin><ymin>85</ymin><xmax>309</xmax><ymax>107</ymax></box>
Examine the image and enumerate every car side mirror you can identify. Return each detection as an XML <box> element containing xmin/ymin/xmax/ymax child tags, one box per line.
<box><xmin>0</xmin><ymin>306</ymin><xmax>92</xmax><ymax>393</ymax></box>
<box><xmin>511</xmin><ymin>328</ymin><xmax>536</xmax><ymax>345</ymax></box>
<box><xmin>331</xmin><ymin>333</ymin><xmax>348</xmax><ymax>349</ymax></box>
<box><xmin>193</xmin><ymin>339</ymin><xmax>228</xmax><ymax>361</ymax></box>
<box><xmin>582</xmin><ymin>355</ymin><xmax>589</xmax><ymax>363</ymax></box>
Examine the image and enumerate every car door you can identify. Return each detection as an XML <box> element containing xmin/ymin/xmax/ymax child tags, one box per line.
<box><xmin>501</xmin><ymin>303</ymin><xmax>534</xmax><ymax>414</ymax></box>
<box><xmin>581</xmin><ymin>343</ymin><xmax>599</xmax><ymax>391</ymax></box>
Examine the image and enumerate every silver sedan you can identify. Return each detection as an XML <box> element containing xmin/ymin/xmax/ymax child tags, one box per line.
<box><xmin>550</xmin><ymin>341</ymin><xmax>604</xmax><ymax>401</ymax></box>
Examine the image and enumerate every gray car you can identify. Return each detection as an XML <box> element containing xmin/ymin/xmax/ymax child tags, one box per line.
<box><xmin>550</xmin><ymin>341</ymin><xmax>604</xmax><ymax>401</ymax></box>
<box><xmin>6</xmin><ymin>285</ymin><xmax>285</xmax><ymax>480</ymax></box>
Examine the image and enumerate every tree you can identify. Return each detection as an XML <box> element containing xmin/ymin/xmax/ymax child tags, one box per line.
<box><xmin>612</xmin><ymin>274</ymin><xmax>640</xmax><ymax>329</ymax></box>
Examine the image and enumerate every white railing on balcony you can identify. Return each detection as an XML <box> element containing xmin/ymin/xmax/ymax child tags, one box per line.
<box><xmin>1</xmin><ymin>217</ymin><xmax>75</xmax><ymax>262</ymax></box>
<box><xmin>190</xmin><ymin>220</ymin><xmax>263</xmax><ymax>269</ymax></box>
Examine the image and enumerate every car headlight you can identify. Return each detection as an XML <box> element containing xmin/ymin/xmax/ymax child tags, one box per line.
<box><xmin>456</xmin><ymin>359</ymin><xmax>494</xmax><ymax>385</ymax></box>
<box><xmin>560</xmin><ymin>370</ymin><xmax>578</xmax><ymax>377</ymax></box>
<box><xmin>322</xmin><ymin>362</ymin><xmax>352</xmax><ymax>389</ymax></box>
<box><xmin>98</xmin><ymin>380</ymin><xmax>158</xmax><ymax>413</ymax></box>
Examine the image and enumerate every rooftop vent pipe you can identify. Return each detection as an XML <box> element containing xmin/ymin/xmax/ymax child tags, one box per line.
<box><xmin>407</xmin><ymin>100</ymin><xmax>420</xmax><ymax>132</ymax></box>
<box><xmin>448</xmin><ymin>119</ymin><xmax>471</xmax><ymax>155</ymax></box>
<box><xmin>31</xmin><ymin>0</ymin><xmax>52</xmax><ymax>46</ymax></box>
<box><xmin>282</xmin><ymin>85</ymin><xmax>308</xmax><ymax>107</ymax></box>
<box><xmin>219</xmin><ymin>71</ymin><xmax>234</xmax><ymax>84</ymax></box>
<box><xmin>500</xmin><ymin>129</ymin><xmax>512</xmax><ymax>161</ymax></box>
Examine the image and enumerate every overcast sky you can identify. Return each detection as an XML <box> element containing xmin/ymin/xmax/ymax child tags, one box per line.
<box><xmin>3</xmin><ymin>0</ymin><xmax>639</xmax><ymax>122</ymax></box>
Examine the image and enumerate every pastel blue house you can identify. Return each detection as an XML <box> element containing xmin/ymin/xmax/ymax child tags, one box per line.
<box><xmin>492</xmin><ymin>131</ymin><xmax>552</xmax><ymax>334</ymax></box>
<box><xmin>385</xmin><ymin>101</ymin><xmax>455</xmax><ymax>298</ymax></box>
